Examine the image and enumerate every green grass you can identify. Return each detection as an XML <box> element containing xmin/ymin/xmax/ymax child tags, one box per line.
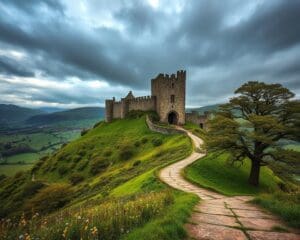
<box><xmin>252</xmin><ymin>192</ymin><xmax>300</xmax><ymax>228</ymax></box>
<box><xmin>123</xmin><ymin>192</ymin><xmax>198</xmax><ymax>240</ymax></box>
<box><xmin>0</xmin><ymin>164</ymin><xmax>33</xmax><ymax>176</ymax></box>
<box><xmin>185</xmin><ymin>153</ymin><xmax>281</xmax><ymax>196</ymax></box>
<box><xmin>0</xmin><ymin>115</ymin><xmax>197</xmax><ymax>239</ymax></box>
<box><xmin>4</xmin><ymin>153</ymin><xmax>39</xmax><ymax>164</ymax></box>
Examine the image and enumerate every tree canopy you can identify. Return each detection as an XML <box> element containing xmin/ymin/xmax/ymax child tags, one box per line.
<box><xmin>207</xmin><ymin>81</ymin><xmax>300</xmax><ymax>186</ymax></box>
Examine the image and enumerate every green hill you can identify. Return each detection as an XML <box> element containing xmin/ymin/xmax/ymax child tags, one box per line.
<box><xmin>0</xmin><ymin>104</ymin><xmax>44</xmax><ymax>124</ymax></box>
<box><xmin>187</xmin><ymin>104</ymin><xmax>220</xmax><ymax>114</ymax></box>
<box><xmin>26</xmin><ymin>107</ymin><xmax>104</xmax><ymax>125</ymax></box>
<box><xmin>0</xmin><ymin>115</ymin><xmax>197</xmax><ymax>239</ymax></box>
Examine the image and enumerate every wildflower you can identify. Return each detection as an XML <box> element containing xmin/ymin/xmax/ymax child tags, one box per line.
<box><xmin>77</xmin><ymin>215</ymin><xmax>82</xmax><ymax>220</ymax></box>
<box><xmin>24</xmin><ymin>233</ymin><xmax>31</xmax><ymax>240</ymax></box>
<box><xmin>62</xmin><ymin>226</ymin><xmax>68</xmax><ymax>238</ymax></box>
<box><xmin>19</xmin><ymin>234</ymin><xmax>24</xmax><ymax>240</ymax></box>
<box><xmin>90</xmin><ymin>226</ymin><xmax>98</xmax><ymax>237</ymax></box>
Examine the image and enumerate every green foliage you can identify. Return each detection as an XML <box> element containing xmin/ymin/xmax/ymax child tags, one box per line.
<box><xmin>58</xmin><ymin>166</ymin><xmax>68</xmax><ymax>176</ymax></box>
<box><xmin>119</xmin><ymin>147</ymin><xmax>134</xmax><ymax>161</ymax></box>
<box><xmin>152</xmin><ymin>138</ymin><xmax>163</xmax><ymax>147</ymax></box>
<box><xmin>24</xmin><ymin>183</ymin><xmax>73</xmax><ymax>215</ymax></box>
<box><xmin>80</xmin><ymin>128</ymin><xmax>89</xmax><ymax>136</ymax></box>
<box><xmin>253</xmin><ymin>191</ymin><xmax>300</xmax><ymax>228</ymax></box>
<box><xmin>69</xmin><ymin>173</ymin><xmax>85</xmax><ymax>185</ymax></box>
<box><xmin>207</xmin><ymin>81</ymin><xmax>300</xmax><ymax>186</ymax></box>
<box><xmin>185</xmin><ymin>153</ymin><xmax>281</xmax><ymax>195</ymax></box>
<box><xmin>21</xmin><ymin>181</ymin><xmax>45</xmax><ymax>198</ymax></box>
<box><xmin>2</xmin><ymin>191</ymin><xmax>176</xmax><ymax>240</ymax></box>
<box><xmin>90</xmin><ymin>158</ymin><xmax>110</xmax><ymax>175</ymax></box>
<box><xmin>133</xmin><ymin>160</ymin><xmax>141</xmax><ymax>167</ymax></box>
<box><xmin>124</xmin><ymin>192</ymin><xmax>198</xmax><ymax>240</ymax></box>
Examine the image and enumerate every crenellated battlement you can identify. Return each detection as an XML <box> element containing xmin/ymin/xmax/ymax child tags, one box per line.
<box><xmin>153</xmin><ymin>70</ymin><xmax>186</xmax><ymax>82</ymax></box>
<box><xmin>105</xmin><ymin>70</ymin><xmax>186</xmax><ymax>124</ymax></box>
<box><xmin>130</xmin><ymin>95</ymin><xmax>155</xmax><ymax>102</ymax></box>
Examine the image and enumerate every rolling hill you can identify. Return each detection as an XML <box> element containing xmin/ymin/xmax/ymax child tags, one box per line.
<box><xmin>187</xmin><ymin>104</ymin><xmax>220</xmax><ymax>114</ymax></box>
<box><xmin>0</xmin><ymin>104</ymin><xmax>44</xmax><ymax>124</ymax></box>
<box><xmin>26</xmin><ymin>107</ymin><xmax>105</xmax><ymax>125</ymax></box>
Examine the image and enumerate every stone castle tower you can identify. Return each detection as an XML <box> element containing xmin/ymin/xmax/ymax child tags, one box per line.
<box><xmin>105</xmin><ymin>70</ymin><xmax>187</xmax><ymax>125</ymax></box>
<box><xmin>151</xmin><ymin>70</ymin><xmax>186</xmax><ymax>125</ymax></box>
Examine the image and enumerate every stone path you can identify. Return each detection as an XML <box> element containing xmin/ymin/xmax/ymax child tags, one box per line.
<box><xmin>159</xmin><ymin>128</ymin><xmax>300</xmax><ymax>240</ymax></box>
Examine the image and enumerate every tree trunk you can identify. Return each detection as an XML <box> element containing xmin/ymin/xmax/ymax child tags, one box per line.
<box><xmin>248</xmin><ymin>159</ymin><xmax>260</xmax><ymax>186</ymax></box>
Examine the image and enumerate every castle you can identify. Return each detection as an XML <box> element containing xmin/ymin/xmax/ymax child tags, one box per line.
<box><xmin>105</xmin><ymin>70</ymin><xmax>207</xmax><ymax>128</ymax></box>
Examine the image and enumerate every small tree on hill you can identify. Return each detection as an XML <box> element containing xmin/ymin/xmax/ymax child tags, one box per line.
<box><xmin>207</xmin><ymin>81</ymin><xmax>300</xmax><ymax>186</ymax></box>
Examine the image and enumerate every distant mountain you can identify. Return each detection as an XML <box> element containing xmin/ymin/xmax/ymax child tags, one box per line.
<box><xmin>187</xmin><ymin>104</ymin><xmax>221</xmax><ymax>114</ymax></box>
<box><xmin>38</xmin><ymin>107</ymin><xmax>67</xmax><ymax>113</ymax></box>
<box><xmin>26</xmin><ymin>107</ymin><xmax>105</xmax><ymax>125</ymax></box>
<box><xmin>0</xmin><ymin>104</ymin><xmax>44</xmax><ymax>123</ymax></box>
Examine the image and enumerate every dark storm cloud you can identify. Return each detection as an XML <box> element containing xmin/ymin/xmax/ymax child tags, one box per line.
<box><xmin>0</xmin><ymin>0</ymin><xmax>299</xmax><ymax>107</ymax></box>
<box><xmin>0</xmin><ymin>56</ymin><xmax>34</xmax><ymax>77</ymax></box>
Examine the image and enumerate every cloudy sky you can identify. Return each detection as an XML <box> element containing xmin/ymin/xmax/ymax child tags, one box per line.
<box><xmin>0</xmin><ymin>0</ymin><xmax>299</xmax><ymax>109</ymax></box>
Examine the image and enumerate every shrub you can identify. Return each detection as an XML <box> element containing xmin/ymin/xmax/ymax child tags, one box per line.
<box><xmin>58</xmin><ymin>166</ymin><xmax>68</xmax><ymax>176</ymax></box>
<box><xmin>103</xmin><ymin>150</ymin><xmax>112</xmax><ymax>157</ymax></box>
<box><xmin>0</xmin><ymin>174</ymin><xmax>6</xmax><ymax>182</ymax></box>
<box><xmin>78</xmin><ymin>149</ymin><xmax>86</xmax><ymax>156</ymax></box>
<box><xmin>134</xmin><ymin>141</ymin><xmax>141</xmax><ymax>147</ymax></box>
<box><xmin>141</xmin><ymin>137</ymin><xmax>148</xmax><ymax>144</ymax></box>
<box><xmin>77</xmin><ymin>160</ymin><xmax>89</xmax><ymax>170</ymax></box>
<box><xmin>69</xmin><ymin>173</ymin><xmax>85</xmax><ymax>185</ymax></box>
<box><xmin>126</xmin><ymin>110</ymin><xmax>145</xmax><ymax>119</ymax></box>
<box><xmin>93</xmin><ymin>121</ymin><xmax>103</xmax><ymax>128</ymax></box>
<box><xmin>148</xmin><ymin>111</ymin><xmax>160</xmax><ymax>122</ymax></box>
<box><xmin>90</xmin><ymin>159</ymin><xmax>110</xmax><ymax>175</ymax></box>
<box><xmin>119</xmin><ymin>147</ymin><xmax>133</xmax><ymax>161</ymax></box>
<box><xmin>152</xmin><ymin>138</ymin><xmax>163</xmax><ymax>147</ymax></box>
<box><xmin>81</xmin><ymin>129</ymin><xmax>89</xmax><ymax>136</ymax></box>
<box><xmin>24</xmin><ymin>184</ymin><xmax>73</xmax><ymax>214</ymax></box>
<box><xmin>72</xmin><ymin>154</ymin><xmax>81</xmax><ymax>163</ymax></box>
<box><xmin>133</xmin><ymin>160</ymin><xmax>141</xmax><ymax>166</ymax></box>
<box><xmin>22</xmin><ymin>181</ymin><xmax>45</xmax><ymax>198</ymax></box>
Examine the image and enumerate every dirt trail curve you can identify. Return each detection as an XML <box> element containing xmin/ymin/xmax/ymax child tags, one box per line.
<box><xmin>159</xmin><ymin>127</ymin><xmax>300</xmax><ymax>240</ymax></box>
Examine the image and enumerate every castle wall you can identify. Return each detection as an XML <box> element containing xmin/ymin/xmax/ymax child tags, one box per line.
<box><xmin>186</xmin><ymin>111</ymin><xmax>207</xmax><ymax>129</ymax></box>
<box><xmin>112</xmin><ymin>101</ymin><xmax>122</xmax><ymax>119</ymax></box>
<box><xmin>128</xmin><ymin>96</ymin><xmax>156</xmax><ymax>112</ymax></box>
<box><xmin>151</xmin><ymin>70</ymin><xmax>186</xmax><ymax>125</ymax></box>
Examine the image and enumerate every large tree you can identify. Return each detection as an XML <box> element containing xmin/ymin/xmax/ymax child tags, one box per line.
<box><xmin>207</xmin><ymin>81</ymin><xmax>300</xmax><ymax>186</ymax></box>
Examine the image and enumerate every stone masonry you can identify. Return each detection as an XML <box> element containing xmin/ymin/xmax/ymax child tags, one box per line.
<box><xmin>105</xmin><ymin>70</ymin><xmax>207</xmax><ymax>127</ymax></box>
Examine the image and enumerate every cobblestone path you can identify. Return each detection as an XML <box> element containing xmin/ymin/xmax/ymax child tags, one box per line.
<box><xmin>159</xmin><ymin>128</ymin><xmax>300</xmax><ymax>240</ymax></box>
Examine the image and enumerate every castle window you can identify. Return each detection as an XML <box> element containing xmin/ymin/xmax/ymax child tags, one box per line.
<box><xmin>171</xmin><ymin>83</ymin><xmax>174</xmax><ymax>88</ymax></box>
<box><xmin>170</xmin><ymin>95</ymin><xmax>175</xmax><ymax>103</ymax></box>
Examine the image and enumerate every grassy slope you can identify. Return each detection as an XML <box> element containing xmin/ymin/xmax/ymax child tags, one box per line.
<box><xmin>185</xmin><ymin>153</ymin><xmax>281</xmax><ymax>196</ymax></box>
<box><xmin>184</xmin><ymin>122</ymin><xmax>300</xmax><ymax>228</ymax></box>
<box><xmin>1</xmin><ymin>116</ymin><xmax>198</xmax><ymax>239</ymax></box>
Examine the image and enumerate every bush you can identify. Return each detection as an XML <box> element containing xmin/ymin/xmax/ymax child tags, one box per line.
<box><xmin>58</xmin><ymin>166</ymin><xmax>68</xmax><ymax>176</ymax></box>
<box><xmin>133</xmin><ymin>160</ymin><xmax>141</xmax><ymax>166</ymax></box>
<box><xmin>69</xmin><ymin>173</ymin><xmax>85</xmax><ymax>185</ymax></box>
<box><xmin>93</xmin><ymin>121</ymin><xmax>103</xmax><ymax>128</ymax></box>
<box><xmin>103</xmin><ymin>150</ymin><xmax>112</xmax><ymax>157</ymax></box>
<box><xmin>126</xmin><ymin>110</ymin><xmax>145</xmax><ymax>119</ymax></box>
<box><xmin>72</xmin><ymin>154</ymin><xmax>81</xmax><ymax>163</ymax></box>
<box><xmin>81</xmin><ymin>128</ymin><xmax>89</xmax><ymax>136</ymax></box>
<box><xmin>119</xmin><ymin>148</ymin><xmax>133</xmax><ymax>161</ymax></box>
<box><xmin>77</xmin><ymin>160</ymin><xmax>89</xmax><ymax>170</ymax></box>
<box><xmin>134</xmin><ymin>141</ymin><xmax>141</xmax><ymax>147</ymax></box>
<box><xmin>152</xmin><ymin>138</ymin><xmax>163</xmax><ymax>147</ymax></box>
<box><xmin>148</xmin><ymin>111</ymin><xmax>160</xmax><ymax>122</ymax></box>
<box><xmin>22</xmin><ymin>181</ymin><xmax>45</xmax><ymax>198</ymax></box>
<box><xmin>141</xmin><ymin>137</ymin><xmax>148</xmax><ymax>144</ymax></box>
<box><xmin>24</xmin><ymin>184</ymin><xmax>73</xmax><ymax>214</ymax></box>
<box><xmin>90</xmin><ymin>159</ymin><xmax>110</xmax><ymax>175</ymax></box>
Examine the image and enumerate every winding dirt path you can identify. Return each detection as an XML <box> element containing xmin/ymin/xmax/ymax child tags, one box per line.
<box><xmin>159</xmin><ymin>127</ymin><xmax>300</xmax><ymax>240</ymax></box>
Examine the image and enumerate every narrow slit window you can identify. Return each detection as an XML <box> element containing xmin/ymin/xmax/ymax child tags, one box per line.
<box><xmin>171</xmin><ymin>83</ymin><xmax>174</xmax><ymax>88</ymax></box>
<box><xmin>171</xmin><ymin>95</ymin><xmax>175</xmax><ymax>103</ymax></box>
